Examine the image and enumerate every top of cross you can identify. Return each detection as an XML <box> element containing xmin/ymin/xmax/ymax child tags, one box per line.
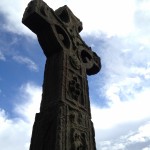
<box><xmin>22</xmin><ymin>0</ymin><xmax>101</xmax><ymax>75</ymax></box>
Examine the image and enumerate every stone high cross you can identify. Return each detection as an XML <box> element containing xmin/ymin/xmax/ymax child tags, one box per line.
<box><xmin>22</xmin><ymin>0</ymin><xmax>101</xmax><ymax>149</ymax></box>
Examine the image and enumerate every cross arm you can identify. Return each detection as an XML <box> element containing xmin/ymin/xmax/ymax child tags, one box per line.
<box><xmin>22</xmin><ymin>0</ymin><xmax>71</xmax><ymax>57</ymax></box>
<box><xmin>80</xmin><ymin>46</ymin><xmax>101</xmax><ymax>75</ymax></box>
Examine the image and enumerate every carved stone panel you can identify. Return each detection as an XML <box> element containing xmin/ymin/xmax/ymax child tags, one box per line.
<box><xmin>66</xmin><ymin>70</ymin><xmax>84</xmax><ymax>106</ymax></box>
<box><xmin>70</xmin><ymin>128</ymin><xmax>88</xmax><ymax>150</ymax></box>
<box><xmin>69</xmin><ymin>51</ymin><xmax>81</xmax><ymax>70</ymax></box>
<box><xmin>68</xmin><ymin>106</ymin><xmax>87</xmax><ymax>127</ymax></box>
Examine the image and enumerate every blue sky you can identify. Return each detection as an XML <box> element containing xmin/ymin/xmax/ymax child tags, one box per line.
<box><xmin>0</xmin><ymin>0</ymin><xmax>150</xmax><ymax>150</ymax></box>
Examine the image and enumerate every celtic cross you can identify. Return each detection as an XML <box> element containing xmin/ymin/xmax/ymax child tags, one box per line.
<box><xmin>22</xmin><ymin>0</ymin><xmax>101</xmax><ymax>149</ymax></box>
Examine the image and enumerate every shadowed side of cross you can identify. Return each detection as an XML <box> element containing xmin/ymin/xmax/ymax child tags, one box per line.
<box><xmin>22</xmin><ymin>0</ymin><xmax>101</xmax><ymax>75</ymax></box>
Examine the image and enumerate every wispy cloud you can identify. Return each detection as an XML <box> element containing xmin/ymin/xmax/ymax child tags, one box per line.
<box><xmin>0</xmin><ymin>0</ymin><xmax>34</xmax><ymax>37</ymax></box>
<box><xmin>0</xmin><ymin>51</ymin><xmax>6</xmax><ymax>61</ymax></box>
<box><xmin>13</xmin><ymin>55</ymin><xmax>38</xmax><ymax>72</ymax></box>
<box><xmin>96</xmin><ymin>121</ymin><xmax>150</xmax><ymax>150</ymax></box>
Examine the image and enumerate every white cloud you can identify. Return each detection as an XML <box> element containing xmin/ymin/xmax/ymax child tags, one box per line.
<box><xmin>0</xmin><ymin>0</ymin><xmax>31</xmax><ymax>36</ymax></box>
<box><xmin>0</xmin><ymin>109</ymin><xmax>30</xmax><ymax>150</ymax></box>
<box><xmin>65</xmin><ymin>0</ymin><xmax>136</xmax><ymax>36</ymax></box>
<box><xmin>14</xmin><ymin>83</ymin><xmax>41</xmax><ymax>123</ymax></box>
<box><xmin>13</xmin><ymin>55</ymin><xmax>38</xmax><ymax>72</ymax></box>
<box><xmin>86</xmin><ymin>2</ymin><xmax>150</xmax><ymax>147</ymax></box>
<box><xmin>0</xmin><ymin>83</ymin><xmax>41</xmax><ymax>150</ymax></box>
<box><xmin>129</xmin><ymin>123</ymin><xmax>150</xmax><ymax>143</ymax></box>
<box><xmin>0</xmin><ymin>0</ymin><xmax>149</xmax><ymax>40</ymax></box>
<box><xmin>90</xmin><ymin>29</ymin><xmax>150</xmax><ymax>149</ymax></box>
<box><xmin>93</xmin><ymin>27</ymin><xmax>150</xmax><ymax>105</ymax></box>
<box><xmin>92</xmin><ymin>86</ymin><xmax>150</xmax><ymax>130</ymax></box>
<box><xmin>89</xmin><ymin>35</ymin><xmax>150</xmax><ymax>150</ymax></box>
<box><xmin>0</xmin><ymin>0</ymin><xmax>137</xmax><ymax>37</ymax></box>
<box><xmin>143</xmin><ymin>147</ymin><xmax>150</xmax><ymax>150</ymax></box>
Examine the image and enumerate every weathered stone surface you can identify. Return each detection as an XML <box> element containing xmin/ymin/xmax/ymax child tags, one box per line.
<box><xmin>22</xmin><ymin>0</ymin><xmax>101</xmax><ymax>149</ymax></box>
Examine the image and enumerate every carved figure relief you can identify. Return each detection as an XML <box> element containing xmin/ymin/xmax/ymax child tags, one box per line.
<box><xmin>81</xmin><ymin>132</ymin><xmax>88</xmax><ymax>150</ymax></box>
<box><xmin>69</xmin><ymin>108</ymin><xmax>85</xmax><ymax>127</ymax></box>
<box><xmin>71</xmin><ymin>129</ymin><xmax>88</xmax><ymax>150</ymax></box>
<box><xmin>69</xmin><ymin>76</ymin><xmax>81</xmax><ymax>100</ymax></box>
<box><xmin>69</xmin><ymin>52</ymin><xmax>81</xmax><ymax>70</ymax></box>
<box><xmin>78</xmin><ymin>112</ymin><xmax>84</xmax><ymax>125</ymax></box>
<box><xmin>71</xmin><ymin>129</ymin><xmax>83</xmax><ymax>150</ymax></box>
<box><xmin>69</xmin><ymin>111</ymin><xmax>77</xmax><ymax>124</ymax></box>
